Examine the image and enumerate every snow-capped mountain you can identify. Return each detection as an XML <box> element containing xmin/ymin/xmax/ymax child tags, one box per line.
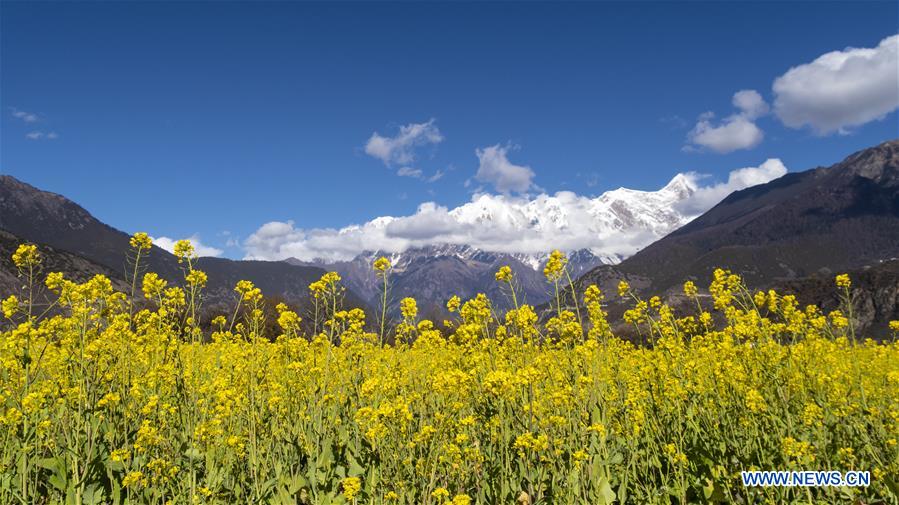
<box><xmin>249</xmin><ymin>157</ymin><xmax>789</xmax><ymax>265</ymax></box>
<box><xmin>448</xmin><ymin>172</ymin><xmax>695</xmax><ymax>241</ymax></box>
<box><xmin>286</xmin><ymin>172</ymin><xmax>702</xmax><ymax>309</ymax></box>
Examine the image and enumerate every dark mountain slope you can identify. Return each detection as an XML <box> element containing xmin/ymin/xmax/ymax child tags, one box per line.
<box><xmin>774</xmin><ymin>259</ymin><xmax>899</xmax><ymax>337</ymax></box>
<box><xmin>579</xmin><ymin>139</ymin><xmax>899</xmax><ymax>294</ymax></box>
<box><xmin>290</xmin><ymin>246</ymin><xmax>584</xmax><ymax>313</ymax></box>
<box><xmin>0</xmin><ymin>228</ymin><xmax>128</xmax><ymax>304</ymax></box>
<box><xmin>0</xmin><ymin>175</ymin><xmax>182</xmax><ymax>280</ymax></box>
<box><xmin>0</xmin><ymin>175</ymin><xmax>366</xmax><ymax>311</ymax></box>
<box><xmin>573</xmin><ymin>139</ymin><xmax>899</xmax><ymax>339</ymax></box>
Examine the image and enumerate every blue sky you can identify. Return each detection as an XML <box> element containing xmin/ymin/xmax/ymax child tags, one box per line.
<box><xmin>2</xmin><ymin>1</ymin><xmax>897</xmax><ymax>259</ymax></box>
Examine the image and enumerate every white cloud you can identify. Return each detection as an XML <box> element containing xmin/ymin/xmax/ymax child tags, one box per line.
<box><xmin>474</xmin><ymin>144</ymin><xmax>537</xmax><ymax>193</ymax></box>
<box><xmin>674</xmin><ymin>159</ymin><xmax>788</xmax><ymax>215</ymax></box>
<box><xmin>25</xmin><ymin>131</ymin><xmax>58</xmax><ymax>141</ymax></box>
<box><xmin>687</xmin><ymin>35</ymin><xmax>897</xmax><ymax>144</ymax></box>
<box><xmin>773</xmin><ymin>34</ymin><xmax>899</xmax><ymax>134</ymax></box>
<box><xmin>732</xmin><ymin>90</ymin><xmax>769</xmax><ymax>120</ymax></box>
<box><xmin>685</xmin><ymin>89</ymin><xmax>769</xmax><ymax>153</ymax></box>
<box><xmin>11</xmin><ymin>108</ymin><xmax>39</xmax><ymax>123</ymax></box>
<box><xmin>243</xmin><ymin>159</ymin><xmax>786</xmax><ymax>262</ymax></box>
<box><xmin>12</xmin><ymin>108</ymin><xmax>59</xmax><ymax>140</ymax></box>
<box><xmin>364</xmin><ymin>119</ymin><xmax>443</xmax><ymax>167</ymax></box>
<box><xmin>393</xmin><ymin>166</ymin><xmax>446</xmax><ymax>183</ymax></box>
<box><xmin>152</xmin><ymin>234</ymin><xmax>224</xmax><ymax>258</ymax></box>
<box><xmin>687</xmin><ymin>115</ymin><xmax>764</xmax><ymax>154</ymax></box>
<box><xmin>397</xmin><ymin>166</ymin><xmax>423</xmax><ymax>178</ymax></box>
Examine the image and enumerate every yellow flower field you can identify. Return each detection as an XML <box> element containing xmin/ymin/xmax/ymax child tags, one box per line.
<box><xmin>1</xmin><ymin>237</ymin><xmax>897</xmax><ymax>504</ymax></box>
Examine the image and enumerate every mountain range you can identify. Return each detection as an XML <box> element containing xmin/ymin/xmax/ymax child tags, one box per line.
<box><xmin>292</xmin><ymin>172</ymin><xmax>702</xmax><ymax>311</ymax></box>
<box><xmin>289</xmin><ymin>246</ymin><xmax>605</xmax><ymax>314</ymax></box>
<box><xmin>2</xmin><ymin>139</ymin><xmax>897</xmax><ymax>335</ymax></box>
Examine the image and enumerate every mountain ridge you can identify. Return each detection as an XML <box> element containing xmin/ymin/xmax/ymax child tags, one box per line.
<box><xmin>574</xmin><ymin>138</ymin><xmax>899</xmax><ymax>337</ymax></box>
<box><xmin>288</xmin><ymin>170</ymin><xmax>712</xmax><ymax>309</ymax></box>
<box><xmin>288</xmin><ymin>245</ymin><xmax>603</xmax><ymax>311</ymax></box>
<box><xmin>608</xmin><ymin>138</ymin><xmax>899</xmax><ymax>291</ymax></box>
<box><xmin>0</xmin><ymin>175</ymin><xmax>367</xmax><ymax>313</ymax></box>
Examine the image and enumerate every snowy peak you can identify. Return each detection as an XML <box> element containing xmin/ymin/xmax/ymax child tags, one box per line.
<box><xmin>661</xmin><ymin>172</ymin><xmax>698</xmax><ymax>197</ymax></box>
<box><xmin>253</xmin><ymin>159</ymin><xmax>787</xmax><ymax>274</ymax></box>
<box><xmin>286</xmin><ymin>171</ymin><xmax>710</xmax><ymax>308</ymax></box>
<box><xmin>293</xmin><ymin>173</ymin><xmax>702</xmax><ymax>275</ymax></box>
<box><xmin>264</xmin><ymin>159</ymin><xmax>793</xmax><ymax>309</ymax></box>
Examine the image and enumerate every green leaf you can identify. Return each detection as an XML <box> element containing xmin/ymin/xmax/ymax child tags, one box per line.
<box><xmin>598</xmin><ymin>476</ymin><xmax>616</xmax><ymax>504</ymax></box>
<box><xmin>883</xmin><ymin>476</ymin><xmax>899</xmax><ymax>497</ymax></box>
<box><xmin>347</xmin><ymin>454</ymin><xmax>364</xmax><ymax>477</ymax></box>
<box><xmin>48</xmin><ymin>474</ymin><xmax>67</xmax><ymax>493</ymax></box>
<box><xmin>290</xmin><ymin>474</ymin><xmax>309</xmax><ymax>494</ymax></box>
<box><xmin>82</xmin><ymin>483</ymin><xmax>105</xmax><ymax>505</ymax></box>
<box><xmin>35</xmin><ymin>457</ymin><xmax>61</xmax><ymax>471</ymax></box>
<box><xmin>703</xmin><ymin>479</ymin><xmax>714</xmax><ymax>500</ymax></box>
<box><xmin>318</xmin><ymin>441</ymin><xmax>334</xmax><ymax>469</ymax></box>
<box><xmin>617</xmin><ymin>475</ymin><xmax>628</xmax><ymax>504</ymax></box>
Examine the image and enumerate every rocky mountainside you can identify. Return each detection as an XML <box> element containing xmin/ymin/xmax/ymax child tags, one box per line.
<box><xmin>576</xmin><ymin>139</ymin><xmax>899</xmax><ymax>337</ymax></box>
<box><xmin>290</xmin><ymin>245</ymin><xmax>607</xmax><ymax>313</ymax></box>
<box><xmin>0</xmin><ymin>228</ymin><xmax>129</xmax><ymax>307</ymax></box>
<box><xmin>773</xmin><ymin>260</ymin><xmax>899</xmax><ymax>338</ymax></box>
<box><xmin>0</xmin><ymin>175</ymin><xmax>366</xmax><ymax>313</ymax></box>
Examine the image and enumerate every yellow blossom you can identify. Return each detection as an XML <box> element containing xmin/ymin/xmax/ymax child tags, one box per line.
<box><xmin>185</xmin><ymin>269</ymin><xmax>208</xmax><ymax>288</ymax></box>
<box><xmin>12</xmin><ymin>243</ymin><xmax>40</xmax><ymax>269</ymax></box>
<box><xmin>495</xmin><ymin>265</ymin><xmax>513</xmax><ymax>282</ymax></box>
<box><xmin>1</xmin><ymin>295</ymin><xmax>18</xmax><ymax>319</ymax></box>
<box><xmin>373</xmin><ymin>256</ymin><xmax>391</xmax><ymax>274</ymax></box>
<box><xmin>130</xmin><ymin>232</ymin><xmax>153</xmax><ymax>250</ymax></box>
<box><xmin>173</xmin><ymin>239</ymin><xmax>195</xmax><ymax>262</ymax></box>
<box><xmin>835</xmin><ymin>273</ymin><xmax>851</xmax><ymax>289</ymax></box>
<box><xmin>543</xmin><ymin>250</ymin><xmax>567</xmax><ymax>281</ymax></box>
<box><xmin>122</xmin><ymin>471</ymin><xmax>144</xmax><ymax>488</ymax></box>
<box><xmin>683</xmin><ymin>280</ymin><xmax>698</xmax><ymax>296</ymax></box>
<box><xmin>342</xmin><ymin>476</ymin><xmax>362</xmax><ymax>501</ymax></box>
<box><xmin>400</xmin><ymin>297</ymin><xmax>418</xmax><ymax>320</ymax></box>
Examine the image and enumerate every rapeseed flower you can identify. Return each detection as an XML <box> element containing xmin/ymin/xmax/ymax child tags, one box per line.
<box><xmin>12</xmin><ymin>243</ymin><xmax>39</xmax><ymax>269</ymax></box>
<box><xmin>543</xmin><ymin>250</ymin><xmax>567</xmax><ymax>281</ymax></box>
<box><xmin>129</xmin><ymin>232</ymin><xmax>153</xmax><ymax>251</ymax></box>
<box><xmin>342</xmin><ymin>476</ymin><xmax>362</xmax><ymax>501</ymax></box>
<box><xmin>1</xmin><ymin>295</ymin><xmax>18</xmax><ymax>319</ymax></box>
<box><xmin>835</xmin><ymin>273</ymin><xmax>851</xmax><ymax>289</ymax></box>
<box><xmin>2</xmin><ymin>242</ymin><xmax>897</xmax><ymax>504</ymax></box>
<box><xmin>373</xmin><ymin>256</ymin><xmax>391</xmax><ymax>274</ymax></box>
